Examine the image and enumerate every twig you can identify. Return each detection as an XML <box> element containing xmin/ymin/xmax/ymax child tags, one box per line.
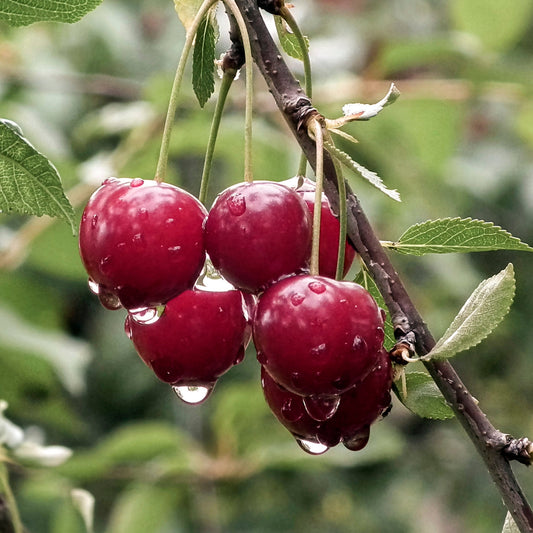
<box><xmin>233</xmin><ymin>0</ymin><xmax>533</xmax><ymax>530</ymax></box>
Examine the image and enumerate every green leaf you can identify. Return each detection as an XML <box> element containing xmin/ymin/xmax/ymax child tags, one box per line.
<box><xmin>395</xmin><ymin>371</ymin><xmax>454</xmax><ymax>420</ymax></box>
<box><xmin>502</xmin><ymin>512</ymin><xmax>520</xmax><ymax>533</ymax></box>
<box><xmin>174</xmin><ymin>0</ymin><xmax>204</xmax><ymax>32</ymax></box>
<box><xmin>385</xmin><ymin>218</ymin><xmax>533</xmax><ymax>256</ymax></box>
<box><xmin>324</xmin><ymin>139</ymin><xmax>401</xmax><ymax>202</ymax></box>
<box><xmin>450</xmin><ymin>0</ymin><xmax>533</xmax><ymax>53</ymax></box>
<box><xmin>192</xmin><ymin>10</ymin><xmax>219</xmax><ymax>108</ymax></box>
<box><xmin>274</xmin><ymin>15</ymin><xmax>309</xmax><ymax>61</ymax></box>
<box><xmin>0</xmin><ymin>120</ymin><xmax>75</xmax><ymax>232</ymax></box>
<box><xmin>423</xmin><ymin>264</ymin><xmax>515</xmax><ymax>361</ymax></box>
<box><xmin>354</xmin><ymin>269</ymin><xmax>395</xmax><ymax>351</ymax></box>
<box><xmin>0</xmin><ymin>0</ymin><xmax>103</xmax><ymax>26</ymax></box>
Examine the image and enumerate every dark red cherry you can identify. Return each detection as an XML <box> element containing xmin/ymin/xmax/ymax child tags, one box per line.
<box><xmin>204</xmin><ymin>181</ymin><xmax>312</xmax><ymax>293</ymax></box>
<box><xmin>253</xmin><ymin>275</ymin><xmax>385</xmax><ymax>397</ymax></box>
<box><xmin>125</xmin><ymin>287</ymin><xmax>252</xmax><ymax>391</ymax></box>
<box><xmin>283</xmin><ymin>177</ymin><xmax>356</xmax><ymax>279</ymax></box>
<box><xmin>79</xmin><ymin>177</ymin><xmax>207</xmax><ymax>310</ymax></box>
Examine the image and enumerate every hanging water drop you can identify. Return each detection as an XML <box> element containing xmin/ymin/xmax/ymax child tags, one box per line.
<box><xmin>303</xmin><ymin>394</ymin><xmax>340</xmax><ymax>421</ymax></box>
<box><xmin>195</xmin><ymin>257</ymin><xmax>235</xmax><ymax>292</ymax></box>
<box><xmin>342</xmin><ymin>426</ymin><xmax>370</xmax><ymax>451</ymax></box>
<box><xmin>98</xmin><ymin>289</ymin><xmax>122</xmax><ymax>310</ymax></box>
<box><xmin>227</xmin><ymin>192</ymin><xmax>246</xmax><ymax>216</ymax></box>
<box><xmin>129</xmin><ymin>306</ymin><xmax>161</xmax><ymax>324</ymax></box>
<box><xmin>172</xmin><ymin>384</ymin><xmax>214</xmax><ymax>405</ymax></box>
<box><xmin>87</xmin><ymin>278</ymin><xmax>100</xmax><ymax>295</ymax></box>
<box><xmin>295</xmin><ymin>437</ymin><xmax>329</xmax><ymax>455</ymax></box>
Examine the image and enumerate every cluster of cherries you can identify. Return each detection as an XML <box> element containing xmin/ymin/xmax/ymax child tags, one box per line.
<box><xmin>79</xmin><ymin>176</ymin><xmax>392</xmax><ymax>454</ymax></box>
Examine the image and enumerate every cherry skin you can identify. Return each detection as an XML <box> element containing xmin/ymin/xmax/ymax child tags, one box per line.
<box><xmin>125</xmin><ymin>287</ymin><xmax>252</xmax><ymax>389</ymax></box>
<box><xmin>79</xmin><ymin>177</ymin><xmax>207</xmax><ymax>310</ymax></box>
<box><xmin>253</xmin><ymin>274</ymin><xmax>385</xmax><ymax>397</ymax></box>
<box><xmin>283</xmin><ymin>176</ymin><xmax>356</xmax><ymax>279</ymax></box>
<box><xmin>204</xmin><ymin>181</ymin><xmax>312</xmax><ymax>293</ymax></box>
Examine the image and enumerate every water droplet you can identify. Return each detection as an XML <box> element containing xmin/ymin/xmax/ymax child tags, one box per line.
<box><xmin>291</xmin><ymin>371</ymin><xmax>303</xmax><ymax>389</ymax></box>
<box><xmin>88</xmin><ymin>278</ymin><xmax>100</xmax><ymax>294</ymax></box>
<box><xmin>281</xmin><ymin>398</ymin><xmax>303</xmax><ymax>422</ymax></box>
<box><xmin>138</xmin><ymin>207</ymin><xmax>149</xmax><ymax>218</ymax></box>
<box><xmin>339</xmin><ymin>298</ymin><xmax>348</xmax><ymax>304</ymax></box>
<box><xmin>98</xmin><ymin>288</ymin><xmax>121</xmax><ymax>310</ymax></box>
<box><xmin>165</xmin><ymin>217</ymin><xmax>175</xmax><ymax>225</ymax></box>
<box><xmin>168</xmin><ymin>245</ymin><xmax>181</xmax><ymax>255</ymax></box>
<box><xmin>352</xmin><ymin>335</ymin><xmax>367</xmax><ymax>353</ymax></box>
<box><xmin>234</xmin><ymin>345</ymin><xmax>246</xmax><ymax>365</ymax></box>
<box><xmin>310</xmin><ymin>343</ymin><xmax>326</xmax><ymax>357</ymax></box>
<box><xmin>195</xmin><ymin>257</ymin><xmax>235</xmax><ymax>291</ymax></box>
<box><xmin>102</xmin><ymin>177</ymin><xmax>117</xmax><ymax>186</ymax></box>
<box><xmin>172</xmin><ymin>384</ymin><xmax>214</xmax><ymax>405</ymax></box>
<box><xmin>332</xmin><ymin>376</ymin><xmax>349</xmax><ymax>391</ymax></box>
<box><xmin>132</xmin><ymin>233</ymin><xmax>144</xmax><ymax>245</ymax></box>
<box><xmin>308</xmin><ymin>281</ymin><xmax>326</xmax><ymax>294</ymax></box>
<box><xmin>342</xmin><ymin>426</ymin><xmax>370</xmax><ymax>451</ymax></box>
<box><xmin>303</xmin><ymin>394</ymin><xmax>340</xmax><ymax>421</ymax></box>
<box><xmin>130</xmin><ymin>178</ymin><xmax>144</xmax><ymax>187</ymax></box>
<box><xmin>129</xmin><ymin>306</ymin><xmax>162</xmax><ymax>324</ymax></box>
<box><xmin>256</xmin><ymin>351</ymin><xmax>268</xmax><ymax>365</ymax></box>
<box><xmin>227</xmin><ymin>193</ymin><xmax>246</xmax><ymax>216</ymax></box>
<box><xmin>124</xmin><ymin>316</ymin><xmax>133</xmax><ymax>339</ymax></box>
<box><xmin>91</xmin><ymin>214</ymin><xmax>98</xmax><ymax>228</ymax></box>
<box><xmin>295</xmin><ymin>437</ymin><xmax>329</xmax><ymax>455</ymax></box>
<box><xmin>290</xmin><ymin>292</ymin><xmax>305</xmax><ymax>306</ymax></box>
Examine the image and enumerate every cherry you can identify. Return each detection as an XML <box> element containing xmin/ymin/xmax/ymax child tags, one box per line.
<box><xmin>253</xmin><ymin>274</ymin><xmax>385</xmax><ymax>398</ymax></box>
<box><xmin>125</xmin><ymin>286</ymin><xmax>252</xmax><ymax>402</ymax></box>
<box><xmin>79</xmin><ymin>177</ymin><xmax>207</xmax><ymax>310</ymax></box>
<box><xmin>261</xmin><ymin>347</ymin><xmax>392</xmax><ymax>453</ymax></box>
<box><xmin>204</xmin><ymin>181</ymin><xmax>312</xmax><ymax>293</ymax></box>
<box><xmin>283</xmin><ymin>176</ymin><xmax>356</xmax><ymax>279</ymax></box>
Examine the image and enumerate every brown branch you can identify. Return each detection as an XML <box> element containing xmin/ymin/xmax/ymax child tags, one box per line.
<box><xmin>231</xmin><ymin>0</ymin><xmax>533</xmax><ymax>531</ymax></box>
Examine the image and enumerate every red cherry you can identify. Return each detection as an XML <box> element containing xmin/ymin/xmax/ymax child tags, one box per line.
<box><xmin>204</xmin><ymin>181</ymin><xmax>312</xmax><ymax>293</ymax></box>
<box><xmin>79</xmin><ymin>178</ymin><xmax>207</xmax><ymax>309</ymax></box>
<box><xmin>283</xmin><ymin>177</ymin><xmax>356</xmax><ymax>278</ymax></box>
<box><xmin>253</xmin><ymin>275</ymin><xmax>385</xmax><ymax>397</ymax></box>
<box><xmin>126</xmin><ymin>287</ymin><xmax>252</xmax><ymax>392</ymax></box>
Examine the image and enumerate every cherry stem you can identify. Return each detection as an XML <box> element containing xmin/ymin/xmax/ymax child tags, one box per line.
<box><xmin>309</xmin><ymin>118</ymin><xmax>324</xmax><ymax>277</ymax></box>
<box><xmin>154</xmin><ymin>0</ymin><xmax>218</xmax><ymax>184</ymax></box>
<box><xmin>0</xmin><ymin>458</ymin><xmax>23</xmax><ymax>533</ymax></box>
<box><xmin>222</xmin><ymin>0</ymin><xmax>254</xmax><ymax>183</ymax></box>
<box><xmin>280</xmin><ymin>5</ymin><xmax>312</xmax><ymax>178</ymax></box>
<box><xmin>199</xmin><ymin>69</ymin><xmax>237</xmax><ymax>205</ymax></box>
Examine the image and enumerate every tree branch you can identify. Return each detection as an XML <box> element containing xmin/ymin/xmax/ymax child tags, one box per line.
<box><xmin>231</xmin><ymin>0</ymin><xmax>533</xmax><ymax>530</ymax></box>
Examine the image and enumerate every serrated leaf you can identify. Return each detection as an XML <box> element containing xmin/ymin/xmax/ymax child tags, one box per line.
<box><xmin>423</xmin><ymin>264</ymin><xmax>515</xmax><ymax>361</ymax></box>
<box><xmin>274</xmin><ymin>15</ymin><xmax>309</xmax><ymax>61</ymax></box>
<box><xmin>502</xmin><ymin>512</ymin><xmax>520</xmax><ymax>533</ymax></box>
<box><xmin>385</xmin><ymin>218</ymin><xmax>533</xmax><ymax>256</ymax></box>
<box><xmin>0</xmin><ymin>0</ymin><xmax>103</xmax><ymax>26</ymax></box>
<box><xmin>395</xmin><ymin>371</ymin><xmax>454</xmax><ymax>420</ymax></box>
<box><xmin>324</xmin><ymin>139</ymin><xmax>401</xmax><ymax>202</ymax></box>
<box><xmin>0</xmin><ymin>120</ymin><xmax>75</xmax><ymax>232</ymax></box>
<box><xmin>174</xmin><ymin>0</ymin><xmax>204</xmax><ymax>32</ymax></box>
<box><xmin>354</xmin><ymin>269</ymin><xmax>395</xmax><ymax>350</ymax></box>
<box><xmin>193</xmin><ymin>10</ymin><xmax>219</xmax><ymax>108</ymax></box>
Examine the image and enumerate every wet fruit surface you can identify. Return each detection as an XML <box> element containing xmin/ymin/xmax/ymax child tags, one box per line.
<box><xmin>79</xmin><ymin>177</ymin><xmax>207</xmax><ymax>309</ymax></box>
<box><xmin>205</xmin><ymin>181</ymin><xmax>312</xmax><ymax>293</ymax></box>
<box><xmin>253</xmin><ymin>274</ymin><xmax>385</xmax><ymax>397</ymax></box>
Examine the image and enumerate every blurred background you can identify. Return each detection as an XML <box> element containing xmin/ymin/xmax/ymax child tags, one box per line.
<box><xmin>1</xmin><ymin>0</ymin><xmax>533</xmax><ymax>531</ymax></box>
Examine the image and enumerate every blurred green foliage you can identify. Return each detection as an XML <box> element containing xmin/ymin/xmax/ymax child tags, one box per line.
<box><xmin>1</xmin><ymin>0</ymin><xmax>533</xmax><ymax>531</ymax></box>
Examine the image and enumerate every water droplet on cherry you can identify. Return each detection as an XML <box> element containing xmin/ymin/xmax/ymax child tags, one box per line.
<box><xmin>88</xmin><ymin>278</ymin><xmax>100</xmax><ymax>294</ymax></box>
<box><xmin>234</xmin><ymin>345</ymin><xmax>246</xmax><ymax>365</ymax></box>
<box><xmin>91</xmin><ymin>214</ymin><xmax>98</xmax><ymax>228</ymax></box>
<box><xmin>281</xmin><ymin>398</ymin><xmax>303</xmax><ymax>422</ymax></box>
<box><xmin>195</xmin><ymin>257</ymin><xmax>235</xmax><ymax>292</ymax></box>
<box><xmin>124</xmin><ymin>316</ymin><xmax>133</xmax><ymax>339</ymax></box>
<box><xmin>308</xmin><ymin>281</ymin><xmax>326</xmax><ymax>294</ymax></box>
<box><xmin>130</xmin><ymin>178</ymin><xmax>144</xmax><ymax>187</ymax></box>
<box><xmin>256</xmin><ymin>350</ymin><xmax>268</xmax><ymax>365</ymax></box>
<box><xmin>352</xmin><ymin>335</ymin><xmax>367</xmax><ymax>352</ymax></box>
<box><xmin>295</xmin><ymin>437</ymin><xmax>329</xmax><ymax>455</ymax></box>
<box><xmin>310</xmin><ymin>343</ymin><xmax>326</xmax><ymax>357</ymax></box>
<box><xmin>290</xmin><ymin>292</ymin><xmax>305</xmax><ymax>306</ymax></box>
<box><xmin>129</xmin><ymin>306</ymin><xmax>161</xmax><ymax>324</ymax></box>
<box><xmin>342</xmin><ymin>426</ymin><xmax>370</xmax><ymax>451</ymax></box>
<box><xmin>227</xmin><ymin>193</ymin><xmax>246</xmax><ymax>216</ymax></box>
<box><xmin>98</xmin><ymin>288</ymin><xmax>122</xmax><ymax>310</ymax></box>
<box><xmin>303</xmin><ymin>394</ymin><xmax>340</xmax><ymax>421</ymax></box>
<box><xmin>172</xmin><ymin>384</ymin><xmax>214</xmax><ymax>405</ymax></box>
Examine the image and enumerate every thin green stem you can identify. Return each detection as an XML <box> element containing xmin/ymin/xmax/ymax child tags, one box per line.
<box><xmin>222</xmin><ymin>0</ymin><xmax>254</xmax><ymax>182</ymax></box>
<box><xmin>154</xmin><ymin>0</ymin><xmax>219</xmax><ymax>183</ymax></box>
<box><xmin>310</xmin><ymin>119</ymin><xmax>324</xmax><ymax>277</ymax></box>
<box><xmin>280</xmin><ymin>5</ymin><xmax>312</xmax><ymax>178</ymax></box>
<box><xmin>198</xmin><ymin>69</ymin><xmax>237</xmax><ymax>205</ymax></box>
<box><xmin>0</xmin><ymin>456</ymin><xmax>23</xmax><ymax>533</ymax></box>
<box><xmin>325</xmin><ymin>130</ymin><xmax>348</xmax><ymax>280</ymax></box>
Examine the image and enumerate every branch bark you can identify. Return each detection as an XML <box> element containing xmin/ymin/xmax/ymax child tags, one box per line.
<box><xmin>230</xmin><ymin>1</ymin><xmax>533</xmax><ymax>531</ymax></box>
